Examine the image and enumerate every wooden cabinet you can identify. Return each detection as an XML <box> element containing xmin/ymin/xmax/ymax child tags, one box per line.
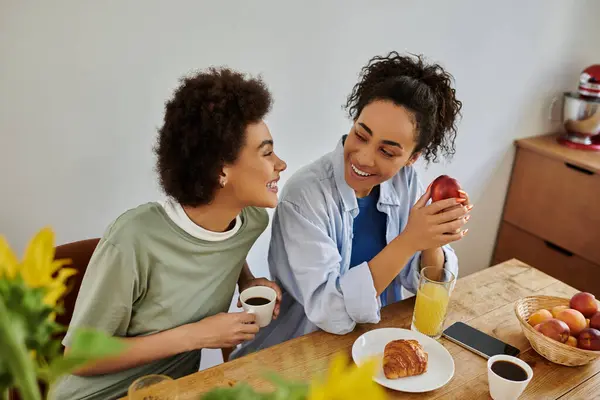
<box><xmin>493</xmin><ymin>134</ymin><xmax>600</xmax><ymax>297</ymax></box>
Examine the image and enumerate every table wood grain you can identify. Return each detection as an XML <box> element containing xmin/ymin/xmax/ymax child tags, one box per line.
<box><xmin>122</xmin><ymin>259</ymin><xmax>600</xmax><ymax>399</ymax></box>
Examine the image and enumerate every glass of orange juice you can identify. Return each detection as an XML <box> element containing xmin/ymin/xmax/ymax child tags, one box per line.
<box><xmin>411</xmin><ymin>266</ymin><xmax>456</xmax><ymax>339</ymax></box>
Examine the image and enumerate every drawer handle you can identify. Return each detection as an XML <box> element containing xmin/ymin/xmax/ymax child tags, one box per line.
<box><xmin>544</xmin><ymin>241</ymin><xmax>574</xmax><ymax>257</ymax></box>
<box><xmin>565</xmin><ymin>162</ymin><xmax>594</xmax><ymax>175</ymax></box>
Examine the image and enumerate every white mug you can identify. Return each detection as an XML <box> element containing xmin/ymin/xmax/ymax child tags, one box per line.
<box><xmin>240</xmin><ymin>286</ymin><xmax>277</xmax><ymax>328</ymax></box>
<box><xmin>487</xmin><ymin>354</ymin><xmax>533</xmax><ymax>400</ymax></box>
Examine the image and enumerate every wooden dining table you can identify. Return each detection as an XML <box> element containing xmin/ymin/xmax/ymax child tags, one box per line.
<box><xmin>126</xmin><ymin>259</ymin><xmax>600</xmax><ymax>399</ymax></box>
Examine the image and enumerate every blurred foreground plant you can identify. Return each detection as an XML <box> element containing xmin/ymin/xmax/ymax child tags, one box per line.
<box><xmin>201</xmin><ymin>352</ymin><xmax>387</xmax><ymax>400</ymax></box>
<box><xmin>0</xmin><ymin>228</ymin><xmax>125</xmax><ymax>400</ymax></box>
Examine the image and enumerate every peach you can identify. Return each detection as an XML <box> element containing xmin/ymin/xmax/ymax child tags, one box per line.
<box><xmin>551</xmin><ymin>305</ymin><xmax>569</xmax><ymax>318</ymax></box>
<box><xmin>577</xmin><ymin>328</ymin><xmax>600</xmax><ymax>351</ymax></box>
<box><xmin>587</xmin><ymin>319</ymin><xmax>591</xmax><ymax>328</ymax></box>
<box><xmin>537</xmin><ymin>319</ymin><xmax>570</xmax><ymax>343</ymax></box>
<box><xmin>528</xmin><ymin>309</ymin><xmax>553</xmax><ymax>326</ymax></box>
<box><xmin>570</xmin><ymin>292</ymin><xmax>598</xmax><ymax>318</ymax></box>
<box><xmin>566</xmin><ymin>336</ymin><xmax>578</xmax><ymax>347</ymax></box>
<box><xmin>590</xmin><ymin>312</ymin><xmax>600</xmax><ymax>330</ymax></box>
<box><xmin>556</xmin><ymin>309</ymin><xmax>587</xmax><ymax>336</ymax></box>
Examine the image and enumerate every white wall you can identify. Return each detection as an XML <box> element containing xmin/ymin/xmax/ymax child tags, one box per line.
<box><xmin>2</xmin><ymin>0</ymin><xmax>599</xmax><ymax>368</ymax></box>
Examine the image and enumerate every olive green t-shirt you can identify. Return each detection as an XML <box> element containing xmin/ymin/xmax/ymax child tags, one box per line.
<box><xmin>50</xmin><ymin>202</ymin><xmax>268</xmax><ymax>400</ymax></box>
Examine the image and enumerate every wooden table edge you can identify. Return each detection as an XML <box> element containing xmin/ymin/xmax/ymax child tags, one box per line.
<box><xmin>118</xmin><ymin>259</ymin><xmax>598</xmax><ymax>399</ymax></box>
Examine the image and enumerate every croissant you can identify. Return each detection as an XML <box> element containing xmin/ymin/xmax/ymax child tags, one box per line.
<box><xmin>383</xmin><ymin>339</ymin><xmax>428</xmax><ymax>379</ymax></box>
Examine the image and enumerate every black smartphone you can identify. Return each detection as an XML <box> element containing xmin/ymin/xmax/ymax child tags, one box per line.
<box><xmin>442</xmin><ymin>321</ymin><xmax>520</xmax><ymax>359</ymax></box>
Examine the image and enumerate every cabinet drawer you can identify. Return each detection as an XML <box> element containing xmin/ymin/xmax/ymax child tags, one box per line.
<box><xmin>493</xmin><ymin>222</ymin><xmax>600</xmax><ymax>297</ymax></box>
<box><xmin>504</xmin><ymin>147</ymin><xmax>600</xmax><ymax>265</ymax></box>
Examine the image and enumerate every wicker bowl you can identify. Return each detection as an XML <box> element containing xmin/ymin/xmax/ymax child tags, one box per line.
<box><xmin>514</xmin><ymin>295</ymin><xmax>600</xmax><ymax>366</ymax></box>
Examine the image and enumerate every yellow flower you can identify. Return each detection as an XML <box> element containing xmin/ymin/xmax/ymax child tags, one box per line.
<box><xmin>21</xmin><ymin>227</ymin><xmax>74</xmax><ymax>289</ymax></box>
<box><xmin>0</xmin><ymin>228</ymin><xmax>75</xmax><ymax>309</ymax></box>
<box><xmin>0</xmin><ymin>235</ymin><xmax>19</xmax><ymax>279</ymax></box>
<box><xmin>44</xmin><ymin>283</ymin><xmax>67</xmax><ymax>308</ymax></box>
<box><xmin>43</xmin><ymin>268</ymin><xmax>77</xmax><ymax>308</ymax></box>
<box><xmin>307</xmin><ymin>353</ymin><xmax>387</xmax><ymax>400</ymax></box>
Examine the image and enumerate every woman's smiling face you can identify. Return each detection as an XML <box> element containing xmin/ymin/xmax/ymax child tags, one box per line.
<box><xmin>343</xmin><ymin>100</ymin><xmax>419</xmax><ymax>197</ymax></box>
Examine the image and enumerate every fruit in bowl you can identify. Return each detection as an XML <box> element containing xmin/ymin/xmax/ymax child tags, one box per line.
<box><xmin>570</xmin><ymin>292</ymin><xmax>598</xmax><ymax>318</ymax></box>
<box><xmin>590</xmin><ymin>312</ymin><xmax>600</xmax><ymax>330</ymax></box>
<box><xmin>522</xmin><ymin>292</ymin><xmax>600</xmax><ymax>353</ymax></box>
<box><xmin>535</xmin><ymin>319</ymin><xmax>570</xmax><ymax>343</ymax></box>
<box><xmin>566</xmin><ymin>336</ymin><xmax>578</xmax><ymax>347</ymax></box>
<box><xmin>551</xmin><ymin>305</ymin><xmax>569</xmax><ymax>318</ymax></box>
<box><xmin>556</xmin><ymin>309</ymin><xmax>587</xmax><ymax>336</ymax></box>
<box><xmin>577</xmin><ymin>328</ymin><xmax>600</xmax><ymax>351</ymax></box>
<box><xmin>528</xmin><ymin>309</ymin><xmax>553</xmax><ymax>326</ymax></box>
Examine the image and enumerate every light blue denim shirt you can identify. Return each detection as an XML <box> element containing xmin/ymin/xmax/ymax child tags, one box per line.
<box><xmin>232</xmin><ymin>136</ymin><xmax>458</xmax><ymax>359</ymax></box>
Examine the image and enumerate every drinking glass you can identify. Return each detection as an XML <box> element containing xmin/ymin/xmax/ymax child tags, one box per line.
<box><xmin>128</xmin><ymin>374</ymin><xmax>178</xmax><ymax>400</ymax></box>
<box><xmin>411</xmin><ymin>266</ymin><xmax>456</xmax><ymax>339</ymax></box>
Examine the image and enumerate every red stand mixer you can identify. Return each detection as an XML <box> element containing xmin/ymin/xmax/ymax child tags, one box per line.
<box><xmin>556</xmin><ymin>64</ymin><xmax>600</xmax><ymax>151</ymax></box>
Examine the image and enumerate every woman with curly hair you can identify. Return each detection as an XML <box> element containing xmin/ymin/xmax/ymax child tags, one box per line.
<box><xmin>51</xmin><ymin>67</ymin><xmax>286</xmax><ymax>400</ymax></box>
<box><xmin>232</xmin><ymin>51</ymin><xmax>472</xmax><ymax>358</ymax></box>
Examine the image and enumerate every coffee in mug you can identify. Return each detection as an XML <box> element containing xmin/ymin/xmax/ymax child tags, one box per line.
<box><xmin>487</xmin><ymin>354</ymin><xmax>533</xmax><ymax>400</ymax></box>
<box><xmin>244</xmin><ymin>297</ymin><xmax>271</xmax><ymax>306</ymax></box>
<box><xmin>240</xmin><ymin>286</ymin><xmax>277</xmax><ymax>327</ymax></box>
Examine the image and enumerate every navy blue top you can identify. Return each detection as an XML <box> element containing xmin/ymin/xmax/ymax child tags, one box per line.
<box><xmin>349</xmin><ymin>186</ymin><xmax>396</xmax><ymax>305</ymax></box>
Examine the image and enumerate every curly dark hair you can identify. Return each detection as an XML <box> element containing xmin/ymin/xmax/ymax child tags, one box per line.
<box><xmin>345</xmin><ymin>51</ymin><xmax>462</xmax><ymax>163</ymax></box>
<box><xmin>155</xmin><ymin>67</ymin><xmax>272</xmax><ymax>206</ymax></box>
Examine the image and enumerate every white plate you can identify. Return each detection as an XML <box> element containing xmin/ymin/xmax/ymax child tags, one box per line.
<box><xmin>352</xmin><ymin>327</ymin><xmax>455</xmax><ymax>393</ymax></box>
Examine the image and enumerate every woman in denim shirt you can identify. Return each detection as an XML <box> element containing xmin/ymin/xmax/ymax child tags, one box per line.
<box><xmin>232</xmin><ymin>51</ymin><xmax>472</xmax><ymax>359</ymax></box>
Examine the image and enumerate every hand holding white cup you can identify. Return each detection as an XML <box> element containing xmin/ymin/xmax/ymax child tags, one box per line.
<box><xmin>239</xmin><ymin>286</ymin><xmax>277</xmax><ymax>328</ymax></box>
<box><xmin>487</xmin><ymin>354</ymin><xmax>533</xmax><ymax>400</ymax></box>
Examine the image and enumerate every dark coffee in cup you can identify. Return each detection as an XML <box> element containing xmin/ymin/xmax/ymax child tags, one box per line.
<box><xmin>491</xmin><ymin>360</ymin><xmax>528</xmax><ymax>381</ymax></box>
<box><xmin>245</xmin><ymin>297</ymin><xmax>270</xmax><ymax>306</ymax></box>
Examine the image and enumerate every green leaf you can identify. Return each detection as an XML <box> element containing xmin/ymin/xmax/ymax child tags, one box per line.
<box><xmin>199</xmin><ymin>374</ymin><xmax>309</xmax><ymax>400</ymax></box>
<box><xmin>44</xmin><ymin>328</ymin><xmax>126</xmax><ymax>382</ymax></box>
<box><xmin>264</xmin><ymin>372</ymin><xmax>308</xmax><ymax>400</ymax></box>
<box><xmin>1</xmin><ymin>386</ymin><xmax>11</xmax><ymax>400</ymax></box>
<box><xmin>0</xmin><ymin>357</ymin><xmax>13</xmax><ymax>389</ymax></box>
<box><xmin>200</xmin><ymin>383</ymin><xmax>268</xmax><ymax>400</ymax></box>
<box><xmin>44</xmin><ymin>355</ymin><xmax>91</xmax><ymax>382</ymax></box>
<box><xmin>0</xmin><ymin>371</ymin><xmax>12</xmax><ymax>389</ymax></box>
<box><xmin>0</xmin><ymin>296</ymin><xmax>41</xmax><ymax>400</ymax></box>
<box><xmin>68</xmin><ymin>328</ymin><xmax>127</xmax><ymax>359</ymax></box>
<box><xmin>44</xmin><ymin>338</ymin><xmax>64</xmax><ymax>362</ymax></box>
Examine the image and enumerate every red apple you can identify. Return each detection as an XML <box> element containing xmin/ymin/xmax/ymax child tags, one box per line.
<box><xmin>536</xmin><ymin>319</ymin><xmax>570</xmax><ymax>343</ymax></box>
<box><xmin>590</xmin><ymin>312</ymin><xmax>600</xmax><ymax>330</ymax></box>
<box><xmin>569</xmin><ymin>292</ymin><xmax>598</xmax><ymax>318</ymax></box>
<box><xmin>577</xmin><ymin>328</ymin><xmax>600</xmax><ymax>351</ymax></box>
<box><xmin>430</xmin><ymin>175</ymin><xmax>461</xmax><ymax>202</ymax></box>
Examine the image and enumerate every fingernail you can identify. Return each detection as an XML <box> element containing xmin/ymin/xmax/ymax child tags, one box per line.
<box><xmin>458</xmin><ymin>189</ymin><xmax>466</xmax><ymax>195</ymax></box>
<box><xmin>465</xmin><ymin>215</ymin><xmax>471</xmax><ymax>221</ymax></box>
<box><xmin>467</xmin><ymin>204</ymin><xmax>473</xmax><ymax>211</ymax></box>
<box><xmin>462</xmin><ymin>229</ymin><xmax>469</xmax><ymax>236</ymax></box>
<box><xmin>456</xmin><ymin>198</ymin><xmax>467</xmax><ymax>203</ymax></box>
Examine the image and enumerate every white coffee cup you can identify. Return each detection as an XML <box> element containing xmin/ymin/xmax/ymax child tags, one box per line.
<box><xmin>240</xmin><ymin>286</ymin><xmax>277</xmax><ymax>328</ymax></box>
<box><xmin>487</xmin><ymin>354</ymin><xmax>533</xmax><ymax>400</ymax></box>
